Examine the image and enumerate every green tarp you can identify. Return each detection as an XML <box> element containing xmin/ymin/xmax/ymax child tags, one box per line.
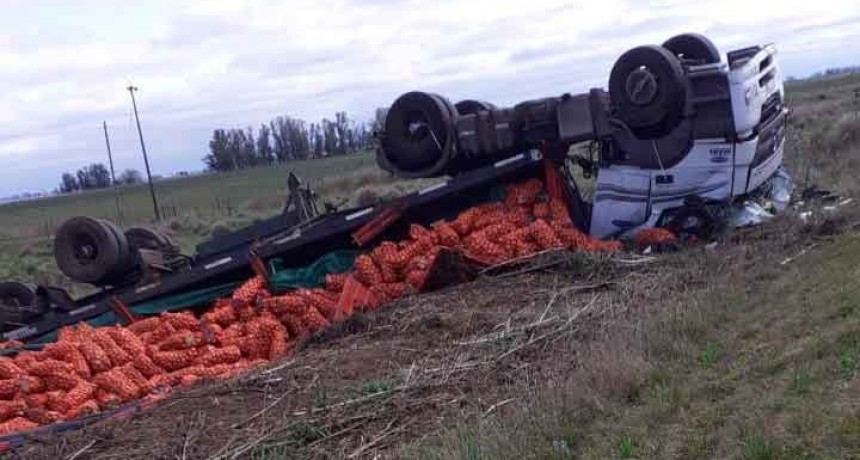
<box><xmin>32</xmin><ymin>250</ymin><xmax>359</xmax><ymax>344</ymax></box>
<box><xmin>267</xmin><ymin>250</ymin><xmax>358</xmax><ymax>293</ymax></box>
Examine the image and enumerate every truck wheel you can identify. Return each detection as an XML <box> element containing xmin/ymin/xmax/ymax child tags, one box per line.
<box><xmin>381</xmin><ymin>91</ymin><xmax>456</xmax><ymax>176</ymax></box>
<box><xmin>0</xmin><ymin>282</ymin><xmax>35</xmax><ymax>309</ymax></box>
<box><xmin>609</xmin><ymin>45</ymin><xmax>687</xmax><ymax>139</ymax></box>
<box><xmin>54</xmin><ymin>217</ymin><xmax>123</xmax><ymax>284</ymax></box>
<box><xmin>454</xmin><ymin>100</ymin><xmax>496</xmax><ymax>116</ymax></box>
<box><xmin>663</xmin><ymin>33</ymin><xmax>720</xmax><ymax>64</ymax></box>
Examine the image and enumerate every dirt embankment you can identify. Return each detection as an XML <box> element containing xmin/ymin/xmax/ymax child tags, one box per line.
<box><xmin>7</xmin><ymin>205</ymin><xmax>850</xmax><ymax>460</ymax></box>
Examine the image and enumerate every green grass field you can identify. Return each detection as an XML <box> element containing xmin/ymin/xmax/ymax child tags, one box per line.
<box><xmin>0</xmin><ymin>151</ymin><xmax>436</xmax><ymax>292</ymax></box>
<box><xmin>0</xmin><ymin>152</ymin><xmax>379</xmax><ymax>241</ymax></box>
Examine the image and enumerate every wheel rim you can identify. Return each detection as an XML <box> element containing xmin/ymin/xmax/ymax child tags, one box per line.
<box><xmin>625</xmin><ymin>67</ymin><xmax>659</xmax><ymax>106</ymax></box>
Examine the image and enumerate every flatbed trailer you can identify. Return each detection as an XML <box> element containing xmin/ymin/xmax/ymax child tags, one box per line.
<box><xmin>1</xmin><ymin>152</ymin><xmax>553</xmax><ymax>345</ymax></box>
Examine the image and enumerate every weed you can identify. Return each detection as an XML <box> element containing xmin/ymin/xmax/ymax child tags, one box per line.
<box><xmin>618</xmin><ymin>434</ymin><xmax>633</xmax><ymax>458</ymax></box>
<box><xmin>839</xmin><ymin>413</ymin><xmax>860</xmax><ymax>448</ymax></box>
<box><xmin>312</xmin><ymin>387</ymin><xmax>327</xmax><ymax>408</ymax></box>
<box><xmin>788</xmin><ymin>368</ymin><xmax>813</xmax><ymax>395</ymax></box>
<box><xmin>699</xmin><ymin>342</ymin><xmax>721</xmax><ymax>369</ymax></box>
<box><xmin>286</xmin><ymin>422</ymin><xmax>327</xmax><ymax>446</ymax></box>
<box><xmin>360</xmin><ymin>379</ymin><xmax>393</xmax><ymax>395</ymax></box>
<box><xmin>743</xmin><ymin>435</ymin><xmax>776</xmax><ymax>460</ymax></box>
<box><xmin>839</xmin><ymin>349</ymin><xmax>858</xmax><ymax>378</ymax></box>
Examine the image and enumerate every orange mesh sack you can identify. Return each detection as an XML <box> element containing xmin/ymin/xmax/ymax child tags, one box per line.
<box><xmin>451</xmin><ymin>207</ymin><xmax>480</xmax><ymax>236</ymax></box>
<box><xmin>278</xmin><ymin>314</ymin><xmax>308</xmax><ymax>338</ymax></box>
<box><xmin>431</xmin><ymin>221</ymin><xmax>460</xmax><ymax>248</ymax></box>
<box><xmin>161</xmin><ymin>311</ymin><xmax>200</xmax><ymax>331</ymax></box>
<box><xmin>0</xmin><ymin>380</ymin><xmax>18</xmax><ymax>400</ymax></box>
<box><xmin>633</xmin><ymin>228</ymin><xmax>677</xmax><ymax>249</ymax></box>
<box><xmin>299</xmin><ymin>289</ymin><xmax>339</xmax><ymax>320</ymax></box>
<box><xmin>132</xmin><ymin>353</ymin><xmax>165</xmax><ymax>378</ymax></box>
<box><xmin>202</xmin><ymin>302</ymin><xmax>238</xmax><ymax>327</ymax></box>
<box><xmin>127</xmin><ymin>316</ymin><xmax>163</xmax><ymax>335</ymax></box>
<box><xmin>120</xmin><ymin>364</ymin><xmax>154</xmax><ymax>396</ymax></box>
<box><xmin>64</xmin><ymin>400</ymin><xmax>100</xmax><ymax>420</ymax></box>
<box><xmin>300</xmin><ymin>307</ymin><xmax>329</xmax><ymax>333</ymax></box>
<box><xmin>354</xmin><ymin>255</ymin><xmax>384</xmax><ymax>286</ymax></box>
<box><xmin>22</xmin><ymin>393</ymin><xmax>49</xmax><ymax>409</ymax></box>
<box><xmin>504</xmin><ymin>178</ymin><xmax>543</xmax><ymax>207</ymax></box>
<box><xmin>107</xmin><ymin>327</ymin><xmax>148</xmax><ymax>357</ymax></box>
<box><xmin>0</xmin><ymin>417</ymin><xmax>37</xmax><ymax>435</ymax></box>
<box><xmin>16</xmin><ymin>375</ymin><xmax>45</xmax><ymax>395</ymax></box>
<box><xmin>324</xmin><ymin>273</ymin><xmax>349</xmax><ymax>293</ymax></box>
<box><xmin>0</xmin><ymin>358</ymin><xmax>24</xmax><ymax>380</ymax></box>
<box><xmin>215</xmin><ymin>323</ymin><xmax>247</xmax><ymax>348</ymax></box>
<box><xmin>91</xmin><ymin>329</ymin><xmax>132</xmax><ymax>366</ymax></box>
<box><xmin>50</xmin><ymin>380</ymin><xmax>96</xmax><ymax>414</ymax></box>
<box><xmin>528</xmin><ymin>219</ymin><xmax>564</xmax><ymax>250</ymax></box>
<box><xmin>94</xmin><ymin>368</ymin><xmax>141</xmax><ymax>402</ymax></box>
<box><xmin>23</xmin><ymin>407</ymin><xmax>62</xmax><ymax>425</ymax></box>
<box><xmin>370</xmin><ymin>242</ymin><xmax>399</xmax><ymax>266</ymax></box>
<box><xmin>261</xmin><ymin>294</ymin><xmax>307</xmax><ymax>316</ymax></box>
<box><xmin>195</xmin><ymin>345</ymin><xmax>242</xmax><ymax>366</ymax></box>
<box><xmin>391</xmin><ymin>238</ymin><xmax>434</xmax><ymax>268</ymax></box>
<box><xmin>232</xmin><ymin>275</ymin><xmax>267</xmax><ymax>304</ymax></box>
<box><xmin>151</xmin><ymin>348</ymin><xmax>199</xmax><ymax>372</ymax></box>
<box><xmin>27</xmin><ymin>359</ymin><xmax>74</xmax><ymax>378</ymax></box>
<box><xmin>548</xmin><ymin>199</ymin><xmax>571</xmax><ymax>223</ymax></box>
<box><xmin>157</xmin><ymin>331</ymin><xmax>204</xmax><ymax>351</ymax></box>
<box><xmin>43</xmin><ymin>342</ymin><xmax>91</xmax><ymax>379</ymax></box>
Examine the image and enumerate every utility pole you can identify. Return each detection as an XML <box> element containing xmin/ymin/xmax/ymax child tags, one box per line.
<box><xmin>127</xmin><ymin>85</ymin><xmax>161</xmax><ymax>221</ymax></box>
<box><xmin>102</xmin><ymin>121</ymin><xmax>123</xmax><ymax>224</ymax></box>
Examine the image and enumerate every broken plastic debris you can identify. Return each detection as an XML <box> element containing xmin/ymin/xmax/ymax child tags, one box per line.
<box><xmin>728</xmin><ymin>201</ymin><xmax>774</xmax><ymax>228</ymax></box>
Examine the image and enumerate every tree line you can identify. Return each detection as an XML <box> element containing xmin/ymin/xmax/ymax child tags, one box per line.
<box><xmin>58</xmin><ymin>165</ymin><xmax>143</xmax><ymax>194</ymax></box>
<box><xmin>203</xmin><ymin>110</ymin><xmax>385</xmax><ymax>172</ymax></box>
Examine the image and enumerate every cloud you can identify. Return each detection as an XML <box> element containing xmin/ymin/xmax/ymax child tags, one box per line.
<box><xmin>0</xmin><ymin>0</ymin><xmax>858</xmax><ymax>196</ymax></box>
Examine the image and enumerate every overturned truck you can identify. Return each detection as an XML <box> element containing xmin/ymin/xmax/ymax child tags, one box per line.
<box><xmin>1</xmin><ymin>33</ymin><xmax>788</xmax><ymax>344</ymax></box>
<box><xmin>0</xmin><ymin>35</ymin><xmax>790</xmax><ymax>439</ymax></box>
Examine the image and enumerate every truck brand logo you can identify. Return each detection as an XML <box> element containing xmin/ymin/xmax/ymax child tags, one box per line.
<box><xmin>709</xmin><ymin>147</ymin><xmax>731</xmax><ymax>163</ymax></box>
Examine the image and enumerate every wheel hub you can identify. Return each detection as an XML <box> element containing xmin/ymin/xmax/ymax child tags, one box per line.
<box><xmin>625</xmin><ymin>67</ymin><xmax>658</xmax><ymax>106</ymax></box>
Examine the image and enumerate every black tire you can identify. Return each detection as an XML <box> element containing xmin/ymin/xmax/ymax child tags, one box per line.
<box><xmin>663</xmin><ymin>206</ymin><xmax>716</xmax><ymax>239</ymax></box>
<box><xmin>454</xmin><ymin>100</ymin><xmax>496</xmax><ymax>116</ymax></box>
<box><xmin>609</xmin><ymin>45</ymin><xmax>687</xmax><ymax>139</ymax></box>
<box><xmin>663</xmin><ymin>33</ymin><xmax>720</xmax><ymax>64</ymax></box>
<box><xmin>0</xmin><ymin>282</ymin><xmax>34</xmax><ymax>309</ymax></box>
<box><xmin>54</xmin><ymin>216</ymin><xmax>123</xmax><ymax>284</ymax></box>
<box><xmin>381</xmin><ymin>91</ymin><xmax>456</xmax><ymax>176</ymax></box>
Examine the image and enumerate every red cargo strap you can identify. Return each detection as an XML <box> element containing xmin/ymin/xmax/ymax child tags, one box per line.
<box><xmin>108</xmin><ymin>296</ymin><xmax>136</xmax><ymax>325</ymax></box>
<box><xmin>543</xmin><ymin>158</ymin><xmax>566</xmax><ymax>203</ymax></box>
<box><xmin>249</xmin><ymin>251</ymin><xmax>272</xmax><ymax>294</ymax></box>
<box><xmin>336</xmin><ymin>275</ymin><xmax>378</xmax><ymax>318</ymax></box>
<box><xmin>352</xmin><ymin>205</ymin><xmax>403</xmax><ymax>247</ymax></box>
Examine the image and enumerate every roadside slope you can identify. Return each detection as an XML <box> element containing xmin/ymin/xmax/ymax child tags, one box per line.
<box><xmin>8</xmin><ymin>205</ymin><xmax>856</xmax><ymax>459</ymax></box>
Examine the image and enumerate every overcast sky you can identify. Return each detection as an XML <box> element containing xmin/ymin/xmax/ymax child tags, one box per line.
<box><xmin>1</xmin><ymin>0</ymin><xmax>858</xmax><ymax>196</ymax></box>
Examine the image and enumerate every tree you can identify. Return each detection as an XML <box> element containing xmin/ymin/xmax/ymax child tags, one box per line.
<box><xmin>204</xmin><ymin>129</ymin><xmax>233</xmax><ymax>171</ymax></box>
<box><xmin>76</xmin><ymin>168</ymin><xmax>91</xmax><ymax>190</ymax></box>
<box><xmin>87</xmin><ymin>163</ymin><xmax>111</xmax><ymax>189</ymax></box>
<box><xmin>59</xmin><ymin>173</ymin><xmax>79</xmax><ymax>194</ymax></box>
<box><xmin>119</xmin><ymin>169</ymin><xmax>143</xmax><ymax>185</ymax></box>
<box><xmin>257</xmin><ymin>124</ymin><xmax>274</xmax><ymax>164</ymax></box>
<box><xmin>373</xmin><ymin>107</ymin><xmax>388</xmax><ymax>132</ymax></box>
